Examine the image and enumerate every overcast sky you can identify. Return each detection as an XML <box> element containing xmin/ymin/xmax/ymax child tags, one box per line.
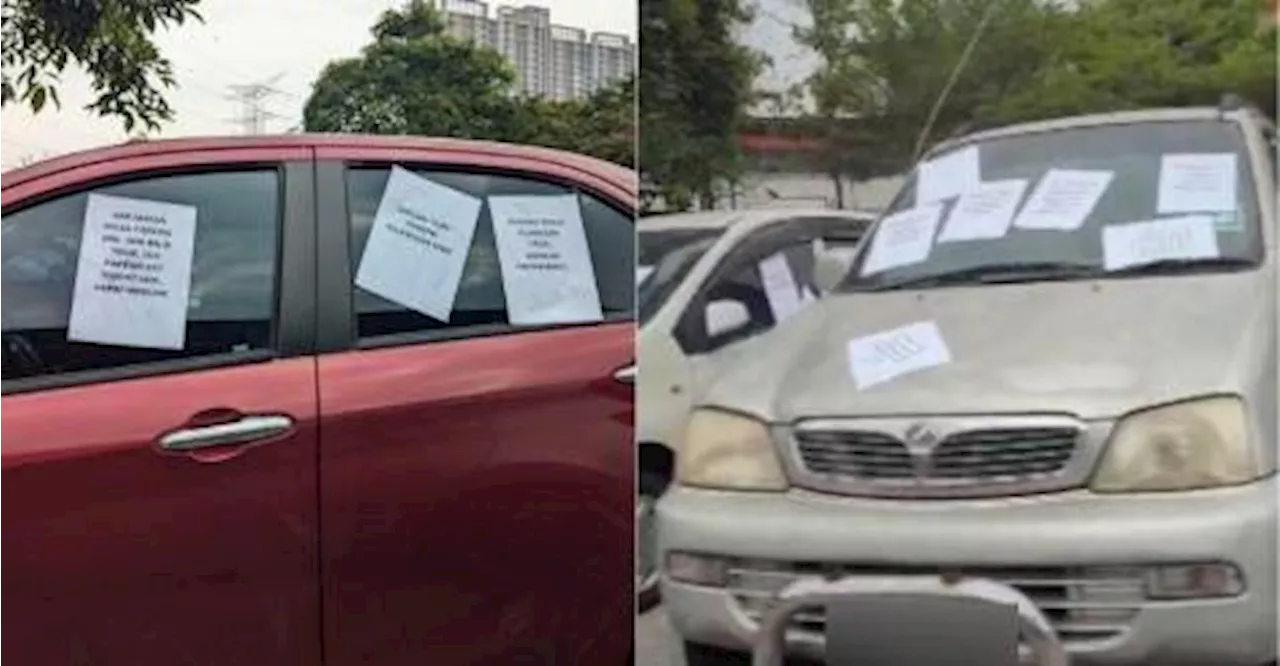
<box><xmin>0</xmin><ymin>0</ymin><xmax>636</xmax><ymax>170</ymax></box>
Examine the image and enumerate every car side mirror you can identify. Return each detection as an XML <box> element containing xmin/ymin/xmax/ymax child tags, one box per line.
<box><xmin>705</xmin><ymin>299</ymin><xmax>752</xmax><ymax>339</ymax></box>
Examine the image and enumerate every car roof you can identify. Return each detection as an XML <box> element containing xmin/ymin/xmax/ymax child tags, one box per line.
<box><xmin>0</xmin><ymin>133</ymin><xmax>635</xmax><ymax>190</ymax></box>
<box><xmin>930</xmin><ymin>106</ymin><xmax>1263</xmax><ymax>157</ymax></box>
<box><xmin>639</xmin><ymin>208</ymin><xmax>877</xmax><ymax>234</ymax></box>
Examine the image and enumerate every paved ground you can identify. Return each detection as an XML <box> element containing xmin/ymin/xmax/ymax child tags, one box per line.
<box><xmin>636</xmin><ymin>607</ymin><xmax>685</xmax><ymax>666</ymax></box>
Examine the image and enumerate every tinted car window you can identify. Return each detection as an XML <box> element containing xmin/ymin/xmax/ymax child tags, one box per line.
<box><xmin>1</xmin><ymin>170</ymin><xmax>280</xmax><ymax>381</ymax></box>
<box><xmin>345</xmin><ymin>167</ymin><xmax>635</xmax><ymax>340</ymax></box>
<box><xmin>843</xmin><ymin>121</ymin><xmax>1262</xmax><ymax>291</ymax></box>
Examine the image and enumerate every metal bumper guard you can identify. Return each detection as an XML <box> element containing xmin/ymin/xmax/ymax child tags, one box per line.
<box><xmin>751</xmin><ymin>576</ymin><xmax>1071</xmax><ymax>666</ymax></box>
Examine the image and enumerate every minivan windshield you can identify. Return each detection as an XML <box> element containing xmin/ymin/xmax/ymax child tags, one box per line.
<box><xmin>638</xmin><ymin>231</ymin><xmax>722</xmax><ymax>325</ymax></box>
<box><xmin>840</xmin><ymin>120</ymin><xmax>1263</xmax><ymax>293</ymax></box>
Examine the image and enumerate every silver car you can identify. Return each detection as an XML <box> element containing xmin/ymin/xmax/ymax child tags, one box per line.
<box><xmin>658</xmin><ymin>104</ymin><xmax>1278</xmax><ymax>666</ymax></box>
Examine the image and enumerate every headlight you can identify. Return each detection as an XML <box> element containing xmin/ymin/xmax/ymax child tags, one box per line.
<box><xmin>1092</xmin><ymin>396</ymin><xmax>1260</xmax><ymax>493</ymax></box>
<box><xmin>675</xmin><ymin>408</ymin><xmax>788</xmax><ymax>491</ymax></box>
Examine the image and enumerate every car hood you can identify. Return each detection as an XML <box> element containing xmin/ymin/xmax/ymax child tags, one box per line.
<box><xmin>702</xmin><ymin>271</ymin><xmax>1275</xmax><ymax>422</ymax></box>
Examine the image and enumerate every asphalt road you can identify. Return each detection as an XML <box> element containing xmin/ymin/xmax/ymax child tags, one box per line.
<box><xmin>636</xmin><ymin>607</ymin><xmax>686</xmax><ymax>666</ymax></box>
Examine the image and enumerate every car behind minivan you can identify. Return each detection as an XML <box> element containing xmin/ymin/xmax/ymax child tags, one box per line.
<box><xmin>659</xmin><ymin>104</ymin><xmax>1278</xmax><ymax>666</ymax></box>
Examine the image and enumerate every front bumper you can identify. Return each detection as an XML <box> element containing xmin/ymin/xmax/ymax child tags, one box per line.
<box><xmin>657</xmin><ymin>478</ymin><xmax>1277</xmax><ymax>665</ymax></box>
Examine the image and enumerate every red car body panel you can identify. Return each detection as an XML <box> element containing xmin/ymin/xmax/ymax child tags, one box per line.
<box><xmin>2</xmin><ymin>358</ymin><xmax>322</xmax><ymax>665</ymax></box>
<box><xmin>2</xmin><ymin>135</ymin><xmax>636</xmax><ymax>666</ymax></box>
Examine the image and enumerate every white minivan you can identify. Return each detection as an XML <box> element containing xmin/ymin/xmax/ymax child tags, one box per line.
<box><xmin>659</xmin><ymin>104</ymin><xmax>1278</xmax><ymax>665</ymax></box>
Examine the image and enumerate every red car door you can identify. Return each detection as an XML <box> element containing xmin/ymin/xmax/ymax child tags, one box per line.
<box><xmin>1</xmin><ymin>146</ymin><xmax>322</xmax><ymax>665</ymax></box>
<box><xmin>313</xmin><ymin>142</ymin><xmax>635</xmax><ymax>666</ymax></box>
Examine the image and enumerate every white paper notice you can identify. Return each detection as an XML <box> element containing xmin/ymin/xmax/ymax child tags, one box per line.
<box><xmin>637</xmin><ymin>265</ymin><xmax>655</xmax><ymax>284</ymax></box>
<box><xmin>917</xmin><ymin>146</ymin><xmax>981</xmax><ymax>204</ymax></box>
<box><xmin>759</xmin><ymin>252</ymin><xmax>805</xmax><ymax>322</ymax></box>
<box><xmin>937</xmin><ymin>179</ymin><xmax>1029</xmax><ymax>242</ymax></box>
<box><xmin>1157</xmin><ymin>153</ymin><xmax>1237</xmax><ymax>214</ymax></box>
<box><xmin>355</xmin><ymin>166</ymin><xmax>483</xmax><ymax>321</ymax></box>
<box><xmin>1102</xmin><ymin>215</ymin><xmax>1219</xmax><ymax>271</ymax></box>
<box><xmin>859</xmin><ymin>204</ymin><xmax>944</xmax><ymax>276</ymax></box>
<box><xmin>67</xmin><ymin>194</ymin><xmax>198</xmax><ymax>350</ymax></box>
<box><xmin>489</xmin><ymin>194</ymin><xmax>603</xmax><ymax>325</ymax></box>
<box><xmin>1012</xmin><ymin>169</ymin><xmax>1114</xmax><ymax>231</ymax></box>
<box><xmin>847</xmin><ymin>321</ymin><xmax>952</xmax><ymax>390</ymax></box>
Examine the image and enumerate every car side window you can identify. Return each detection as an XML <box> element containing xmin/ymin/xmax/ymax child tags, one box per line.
<box><xmin>677</xmin><ymin>238</ymin><xmax>817</xmax><ymax>355</ymax></box>
<box><xmin>344</xmin><ymin>167</ymin><xmax>634</xmax><ymax>341</ymax></box>
<box><xmin>1</xmin><ymin>170</ymin><xmax>281</xmax><ymax>382</ymax></box>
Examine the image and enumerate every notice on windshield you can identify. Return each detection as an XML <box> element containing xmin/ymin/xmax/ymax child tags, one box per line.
<box><xmin>1012</xmin><ymin>169</ymin><xmax>1113</xmax><ymax>231</ymax></box>
<box><xmin>355</xmin><ymin>166</ymin><xmax>482</xmax><ymax>322</ymax></box>
<box><xmin>759</xmin><ymin>252</ymin><xmax>806</xmax><ymax>323</ymax></box>
<box><xmin>859</xmin><ymin>203</ymin><xmax>944</xmax><ymax>276</ymax></box>
<box><xmin>68</xmin><ymin>194</ymin><xmax>198</xmax><ymax>350</ymax></box>
<box><xmin>917</xmin><ymin>146</ymin><xmax>981</xmax><ymax>204</ymax></box>
<box><xmin>937</xmin><ymin>179</ymin><xmax>1029</xmax><ymax>242</ymax></box>
<box><xmin>1157</xmin><ymin>153</ymin><xmax>1238</xmax><ymax>214</ymax></box>
<box><xmin>490</xmin><ymin>194</ymin><xmax>603</xmax><ymax>325</ymax></box>
<box><xmin>1102</xmin><ymin>215</ymin><xmax>1220</xmax><ymax>271</ymax></box>
<box><xmin>637</xmin><ymin>265</ymin><xmax>655</xmax><ymax>284</ymax></box>
<box><xmin>847</xmin><ymin>321</ymin><xmax>952</xmax><ymax>390</ymax></box>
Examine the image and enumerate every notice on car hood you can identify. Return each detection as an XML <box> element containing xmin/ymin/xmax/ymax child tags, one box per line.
<box><xmin>846</xmin><ymin>320</ymin><xmax>952</xmax><ymax>390</ymax></box>
<box><xmin>68</xmin><ymin>193</ymin><xmax>198</xmax><ymax>350</ymax></box>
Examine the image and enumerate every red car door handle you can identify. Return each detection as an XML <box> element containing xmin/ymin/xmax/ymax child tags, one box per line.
<box><xmin>159</xmin><ymin>415</ymin><xmax>294</xmax><ymax>452</ymax></box>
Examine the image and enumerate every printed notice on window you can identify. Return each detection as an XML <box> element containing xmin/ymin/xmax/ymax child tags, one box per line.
<box><xmin>937</xmin><ymin>178</ymin><xmax>1029</xmax><ymax>242</ymax></box>
<box><xmin>490</xmin><ymin>194</ymin><xmax>603</xmax><ymax>325</ymax></box>
<box><xmin>354</xmin><ymin>166</ymin><xmax>483</xmax><ymax>322</ymax></box>
<box><xmin>859</xmin><ymin>203</ymin><xmax>944</xmax><ymax>276</ymax></box>
<box><xmin>759</xmin><ymin>252</ymin><xmax>806</xmax><ymax>323</ymax></box>
<box><xmin>1156</xmin><ymin>153</ymin><xmax>1238</xmax><ymax>214</ymax></box>
<box><xmin>846</xmin><ymin>321</ymin><xmax>952</xmax><ymax>390</ymax></box>
<box><xmin>917</xmin><ymin>146</ymin><xmax>981</xmax><ymax>204</ymax></box>
<box><xmin>1102</xmin><ymin>215</ymin><xmax>1219</xmax><ymax>271</ymax></box>
<box><xmin>68</xmin><ymin>194</ymin><xmax>198</xmax><ymax>350</ymax></box>
<box><xmin>1012</xmin><ymin>169</ymin><xmax>1113</xmax><ymax>231</ymax></box>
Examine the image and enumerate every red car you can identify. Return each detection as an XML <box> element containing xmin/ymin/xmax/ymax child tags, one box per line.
<box><xmin>1</xmin><ymin>135</ymin><xmax>636</xmax><ymax>666</ymax></box>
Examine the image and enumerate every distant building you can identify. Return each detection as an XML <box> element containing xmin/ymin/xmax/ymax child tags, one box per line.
<box><xmin>434</xmin><ymin>0</ymin><xmax>634</xmax><ymax>101</ymax></box>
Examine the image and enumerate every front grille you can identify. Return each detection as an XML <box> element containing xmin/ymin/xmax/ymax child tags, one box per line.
<box><xmin>727</xmin><ymin>561</ymin><xmax>1145</xmax><ymax>647</ymax></box>
<box><xmin>795</xmin><ymin>427</ymin><xmax>1079</xmax><ymax>483</ymax></box>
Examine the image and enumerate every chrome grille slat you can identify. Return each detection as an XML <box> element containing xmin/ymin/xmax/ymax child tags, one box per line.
<box><xmin>794</xmin><ymin>425</ymin><xmax>1082</xmax><ymax>488</ymax></box>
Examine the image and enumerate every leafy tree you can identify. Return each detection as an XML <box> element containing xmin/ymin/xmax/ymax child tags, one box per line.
<box><xmin>303</xmin><ymin>0</ymin><xmax>634</xmax><ymax>167</ymax></box>
<box><xmin>506</xmin><ymin>77</ymin><xmax>636</xmax><ymax>168</ymax></box>
<box><xmin>794</xmin><ymin>0</ymin><xmax>1276</xmax><ymax>189</ymax></box>
<box><xmin>795</xmin><ymin>0</ymin><xmax>1070</xmax><ymax>180</ymax></box>
<box><xmin>303</xmin><ymin>0</ymin><xmax>522</xmax><ymax>140</ymax></box>
<box><xmin>995</xmin><ymin>0</ymin><xmax>1277</xmax><ymax>121</ymax></box>
<box><xmin>1</xmin><ymin>0</ymin><xmax>203</xmax><ymax>132</ymax></box>
<box><xmin>639</xmin><ymin>0</ymin><xmax>764</xmax><ymax>210</ymax></box>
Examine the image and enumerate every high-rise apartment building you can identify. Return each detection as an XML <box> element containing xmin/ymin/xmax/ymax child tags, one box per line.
<box><xmin>432</xmin><ymin>0</ymin><xmax>634</xmax><ymax>100</ymax></box>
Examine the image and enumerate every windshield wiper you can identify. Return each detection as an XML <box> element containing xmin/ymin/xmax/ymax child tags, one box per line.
<box><xmin>1104</xmin><ymin>256</ymin><xmax>1258</xmax><ymax>277</ymax></box>
<box><xmin>854</xmin><ymin>261</ymin><xmax>1097</xmax><ymax>292</ymax></box>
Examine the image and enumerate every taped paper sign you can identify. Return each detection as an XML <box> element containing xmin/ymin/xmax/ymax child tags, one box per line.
<box><xmin>637</xmin><ymin>265</ymin><xmax>655</xmax><ymax>284</ymax></box>
<box><xmin>859</xmin><ymin>204</ymin><xmax>944</xmax><ymax>276</ymax></box>
<box><xmin>489</xmin><ymin>194</ymin><xmax>603</xmax><ymax>325</ymax></box>
<box><xmin>1012</xmin><ymin>169</ymin><xmax>1113</xmax><ymax>231</ymax></box>
<box><xmin>68</xmin><ymin>194</ymin><xmax>198</xmax><ymax>350</ymax></box>
<box><xmin>937</xmin><ymin>179</ymin><xmax>1029</xmax><ymax>242</ymax></box>
<box><xmin>355</xmin><ymin>166</ymin><xmax>483</xmax><ymax>321</ymax></box>
<box><xmin>1157</xmin><ymin>153</ymin><xmax>1237</xmax><ymax>214</ymax></box>
<box><xmin>1102</xmin><ymin>215</ymin><xmax>1219</xmax><ymax>271</ymax></box>
<box><xmin>759</xmin><ymin>252</ymin><xmax>806</xmax><ymax>323</ymax></box>
<box><xmin>917</xmin><ymin>146</ymin><xmax>981</xmax><ymax>204</ymax></box>
<box><xmin>847</xmin><ymin>321</ymin><xmax>952</xmax><ymax>390</ymax></box>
